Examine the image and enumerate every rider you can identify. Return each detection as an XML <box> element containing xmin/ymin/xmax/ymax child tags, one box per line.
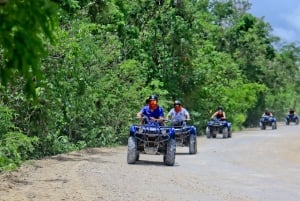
<box><xmin>167</xmin><ymin>100</ymin><xmax>190</xmax><ymax>126</ymax></box>
<box><xmin>211</xmin><ymin>106</ymin><xmax>226</xmax><ymax>120</ymax></box>
<box><xmin>137</xmin><ymin>94</ymin><xmax>165</xmax><ymax>125</ymax></box>
<box><xmin>288</xmin><ymin>108</ymin><xmax>295</xmax><ymax>116</ymax></box>
<box><xmin>262</xmin><ymin>108</ymin><xmax>273</xmax><ymax>117</ymax></box>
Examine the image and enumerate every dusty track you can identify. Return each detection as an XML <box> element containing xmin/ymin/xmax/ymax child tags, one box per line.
<box><xmin>0</xmin><ymin>122</ymin><xmax>300</xmax><ymax>201</ymax></box>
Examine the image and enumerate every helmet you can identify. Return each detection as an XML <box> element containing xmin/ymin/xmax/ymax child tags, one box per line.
<box><xmin>218</xmin><ymin>106</ymin><xmax>223</xmax><ymax>111</ymax></box>
<box><xmin>148</xmin><ymin>94</ymin><xmax>158</xmax><ymax>101</ymax></box>
<box><xmin>174</xmin><ymin>100</ymin><xmax>181</xmax><ymax>107</ymax></box>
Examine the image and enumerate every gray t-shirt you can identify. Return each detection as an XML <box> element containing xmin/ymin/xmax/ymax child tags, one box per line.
<box><xmin>167</xmin><ymin>107</ymin><xmax>189</xmax><ymax>122</ymax></box>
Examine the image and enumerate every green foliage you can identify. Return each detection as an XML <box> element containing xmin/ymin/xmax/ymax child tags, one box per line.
<box><xmin>224</xmin><ymin>83</ymin><xmax>267</xmax><ymax>129</ymax></box>
<box><xmin>0</xmin><ymin>104</ymin><xmax>38</xmax><ymax>171</ymax></box>
<box><xmin>0</xmin><ymin>0</ymin><xmax>58</xmax><ymax>98</ymax></box>
<box><xmin>55</xmin><ymin>0</ymin><xmax>81</xmax><ymax>12</ymax></box>
<box><xmin>0</xmin><ymin>132</ymin><xmax>38</xmax><ymax>172</ymax></box>
<box><xmin>0</xmin><ymin>104</ymin><xmax>15</xmax><ymax>135</ymax></box>
<box><xmin>189</xmin><ymin>47</ymin><xmax>245</xmax><ymax>129</ymax></box>
<box><xmin>265</xmin><ymin>85</ymin><xmax>299</xmax><ymax>120</ymax></box>
<box><xmin>42</xmin><ymin>132</ymin><xmax>84</xmax><ymax>155</ymax></box>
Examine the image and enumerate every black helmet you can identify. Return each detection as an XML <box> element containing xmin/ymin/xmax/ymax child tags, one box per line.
<box><xmin>148</xmin><ymin>94</ymin><xmax>158</xmax><ymax>101</ymax></box>
<box><xmin>218</xmin><ymin>106</ymin><xmax>223</xmax><ymax>111</ymax></box>
<box><xmin>174</xmin><ymin>100</ymin><xmax>181</xmax><ymax>106</ymax></box>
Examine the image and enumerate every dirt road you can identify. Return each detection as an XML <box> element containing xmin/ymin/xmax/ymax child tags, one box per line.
<box><xmin>0</xmin><ymin>123</ymin><xmax>299</xmax><ymax>201</ymax></box>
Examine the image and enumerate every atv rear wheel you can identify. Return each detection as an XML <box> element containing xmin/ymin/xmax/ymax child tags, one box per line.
<box><xmin>127</xmin><ymin>136</ymin><xmax>138</xmax><ymax>164</ymax></box>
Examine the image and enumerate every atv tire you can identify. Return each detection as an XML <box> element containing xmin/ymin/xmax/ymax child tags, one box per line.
<box><xmin>189</xmin><ymin>135</ymin><xmax>197</xmax><ymax>154</ymax></box>
<box><xmin>127</xmin><ymin>136</ymin><xmax>138</xmax><ymax>164</ymax></box>
<box><xmin>164</xmin><ymin>139</ymin><xmax>176</xmax><ymax>166</ymax></box>
<box><xmin>260</xmin><ymin>122</ymin><xmax>266</xmax><ymax>130</ymax></box>
<box><xmin>206</xmin><ymin>127</ymin><xmax>211</xmax><ymax>138</ymax></box>
<box><xmin>222</xmin><ymin>127</ymin><xmax>228</xmax><ymax>138</ymax></box>
<box><xmin>228</xmin><ymin>129</ymin><xmax>232</xmax><ymax>138</ymax></box>
<box><xmin>272</xmin><ymin>122</ymin><xmax>277</xmax><ymax>130</ymax></box>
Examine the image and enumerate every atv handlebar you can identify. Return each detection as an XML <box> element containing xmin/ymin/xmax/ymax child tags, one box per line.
<box><xmin>211</xmin><ymin>117</ymin><xmax>226</xmax><ymax>121</ymax></box>
<box><xmin>136</xmin><ymin>116</ymin><xmax>168</xmax><ymax>122</ymax></box>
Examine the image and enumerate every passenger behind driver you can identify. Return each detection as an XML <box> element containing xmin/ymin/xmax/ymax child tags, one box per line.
<box><xmin>167</xmin><ymin>100</ymin><xmax>190</xmax><ymax>126</ymax></box>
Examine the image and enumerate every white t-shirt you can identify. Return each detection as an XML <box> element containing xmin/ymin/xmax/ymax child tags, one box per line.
<box><xmin>167</xmin><ymin>108</ymin><xmax>189</xmax><ymax>122</ymax></box>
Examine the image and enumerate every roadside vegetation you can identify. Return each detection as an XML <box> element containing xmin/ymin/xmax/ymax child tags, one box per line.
<box><xmin>1</xmin><ymin>0</ymin><xmax>299</xmax><ymax>171</ymax></box>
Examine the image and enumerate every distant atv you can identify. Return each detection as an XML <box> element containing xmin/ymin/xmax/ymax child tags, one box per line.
<box><xmin>127</xmin><ymin>117</ymin><xmax>176</xmax><ymax>166</ymax></box>
<box><xmin>206</xmin><ymin>118</ymin><xmax>232</xmax><ymax>139</ymax></box>
<box><xmin>259</xmin><ymin>115</ymin><xmax>277</xmax><ymax>129</ymax></box>
<box><xmin>170</xmin><ymin>120</ymin><xmax>197</xmax><ymax>154</ymax></box>
<box><xmin>285</xmin><ymin>113</ymin><xmax>299</xmax><ymax>125</ymax></box>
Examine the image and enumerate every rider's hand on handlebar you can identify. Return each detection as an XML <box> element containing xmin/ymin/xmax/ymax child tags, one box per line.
<box><xmin>150</xmin><ymin>117</ymin><xmax>157</xmax><ymax>122</ymax></box>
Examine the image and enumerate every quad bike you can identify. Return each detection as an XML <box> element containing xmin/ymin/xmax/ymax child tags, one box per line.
<box><xmin>127</xmin><ymin>117</ymin><xmax>176</xmax><ymax>166</ymax></box>
<box><xmin>285</xmin><ymin>114</ymin><xmax>299</xmax><ymax>125</ymax></box>
<box><xmin>259</xmin><ymin>115</ymin><xmax>277</xmax><ymax>130</ymax></box>
<box><xmin>169</xmin><ymin>120</ymin><xmax>197</xmax><ymax>154</ymax></box>
<box><xmin>206</xmin><ymin>117</ymin><xmax>232</xmax><ymax>139</ymax></box>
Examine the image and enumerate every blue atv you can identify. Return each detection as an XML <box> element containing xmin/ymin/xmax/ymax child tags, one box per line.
<box><xmin>285</xmin><ymin>113</ymin><xmax>299</xmax><ymax>125</ymax></box>
<box><xmin>206</xmin><ymin>118</ymin><xmax>232</xmax><ymax>139</ymax></box>
<box><xmin>169</xmin><ymin>120</ymin><xmax>197</xmax><ymax>154</ymax></box>
<box><xmin>127</xmin><ymin>117</ymin><xmax>176</xmax><ymax>166</ymax></box>
<box><xmin>259</xmin><ymin>115</ymin><xmax>277</xmax><ymax>129</ymax></box>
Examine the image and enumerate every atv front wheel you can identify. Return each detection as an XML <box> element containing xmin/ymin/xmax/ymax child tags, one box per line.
<box><xmin>164</xmin><ymin>139</ymin><xmax>176</xmax><ymax>166</ymax></box>
<box><xmin>206</xmin><ymin>127</ymin><xmax>211</xmax><ymax>138</ymax></box>
<box><xmin>272</xmin><ymin>122</ymin><xmax>277</xmax><ymax>130</ymax></box>
<box><xmin>228</xmin><ymin>129</ymin><xmax>232</xmax><ymax>138</ymax></box>
<box><xmin>189</xmin><ymin>135</ymin><xmax>197</xmax><ymax>154</ymax></box>
<box><xmin>127</xmin><ymin>136</ymin><xmax>138</xmax><ymax>164</ymax></box>
<box><xmin>260</xmin><ymin>122</ymin><xmax>266</xmax><ymax>130</ymax></box>
<box><xmin>222</xmin><ymin>127</ymin><xmax>228</xmax><ymax>138</ymax></box>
